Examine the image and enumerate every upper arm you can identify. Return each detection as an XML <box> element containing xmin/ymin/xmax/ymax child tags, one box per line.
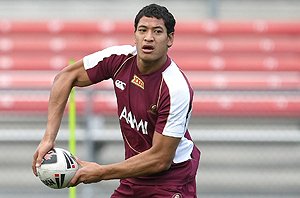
<box><xmin>58</xmin><ymin>59</ymin><xmax>93</xmax><ymax>87</ymax></box>
<box><xmin>151</xmin><ymin>131</ymin><xmax>181</xmax><ymax>167</ymax></box>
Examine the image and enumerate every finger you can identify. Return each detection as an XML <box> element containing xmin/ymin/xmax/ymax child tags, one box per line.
<box><xmin>75</xmin><ymin>157</ymin><xmax>83</xmax><ymax>166</ymax></box>
<box><xmin>68</xmin><ymin>170</ymin><xmax>80</xmax><ymax>187</ymax></box>
<box><xmin>33</xmin><ymin>151</ymin><xmax>46</xmax><ymax>177</ymax></box>
<box><xmin>32</xmin><ymin>152</ymin><xmax>38</xmax><ymax>176</ymax></box>
<box><xmin>35</xmin><ymin>153</ymin><xmax>43</xmax><ymax>168</ymax></box>
<box><xmin>75</xmin><ymin>157</ymin><xmax>87</xmax><ymax>167</ymax></box>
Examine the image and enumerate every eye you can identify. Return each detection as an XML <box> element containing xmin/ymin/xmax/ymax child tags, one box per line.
<box><xmin>154</xmin><ymin>29</ymin><xmax>163</xmax><ymax>34</ymax></box>
<box><xmin>138</xmin><ymin>28</ymin><xmax>146</xmax><ymax>33</ymax></box>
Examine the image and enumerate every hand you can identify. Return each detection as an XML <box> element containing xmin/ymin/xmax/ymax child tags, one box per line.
<box><xmin>68</xmin><ymin>158</ymin><xmax>103</xmax><ymax>187</ymax></box>
<box><xmin>32</xmin><ymin>140</ymin><xmax>55</xmax><ymax>176</ymax></box>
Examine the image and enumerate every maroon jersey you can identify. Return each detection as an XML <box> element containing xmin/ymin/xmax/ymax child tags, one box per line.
<box><xmin>83</xmin><ymin>45</ymin><xmax>200</xmax><ymax>185</ymax></box>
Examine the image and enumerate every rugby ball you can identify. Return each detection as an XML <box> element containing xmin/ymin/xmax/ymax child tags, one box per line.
<box><xmin>37</xmin><ymin>148</ymin><xmax>79</xmax><ymax>189</ymax></box>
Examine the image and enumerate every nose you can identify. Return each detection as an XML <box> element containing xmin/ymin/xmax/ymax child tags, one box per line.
<box><xmin>144</xmin><ymin>31</ymin><xmax>154</xmax><ymax>42</ymax></box>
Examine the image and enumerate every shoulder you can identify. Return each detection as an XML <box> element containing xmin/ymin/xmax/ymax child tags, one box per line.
<box><xmin>162</xmin><ymin>60</ymin><xmax>192</xmax><ymax>95</ymax></box>
<box><xmin>83</xmin><ymin>45</ymin><xmax>137</xmax><ymax>69</ymax></box>
<box><xmin>101</xmin><ymin>45</ymin><xmax>137</xmax><ymax>55</ymax></box>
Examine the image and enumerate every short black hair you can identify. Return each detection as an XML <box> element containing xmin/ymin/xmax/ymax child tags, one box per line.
<box><xmin>134</xmin><ymin>4</ymin><xmax>176</xmax><ymax>34</ymax></box>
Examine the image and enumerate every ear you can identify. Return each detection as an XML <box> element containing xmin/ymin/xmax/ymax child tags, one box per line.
<box><xmin>134</xmin><ymin>32</ymin><xmax>137</xmax><ymax>44</ymax></box>
<box><xmin>167</xmin><ymin>32</ymin><xmax>174</xmax><ymax>48</ymax></box>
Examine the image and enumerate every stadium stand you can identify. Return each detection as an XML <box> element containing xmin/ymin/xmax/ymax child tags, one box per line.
<box><xmin>0</xmin><ymin>20</ymin><xmax>300</xmax><ymax>117</ymax></box>
<box><xmin>1</xmin><ymin>17</ymin><xmax>300</xmax><ymax>198</ymax></box>
<box><xmin>1</xmin><ymin>0</ymin><xmax>300</xmax><ymax>197</ymax></box>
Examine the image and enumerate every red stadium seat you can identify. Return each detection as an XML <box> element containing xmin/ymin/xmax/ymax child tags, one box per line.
<box><xmin>0</xmin><ymin>35</ymin><xmax>133</xmax><ymax>54</ymax></box>
<box><xmin>1</xmin><ymin>20</ymin><xmax>300</xmax><ymax>34</ymax></box>
<box><xmin>187</xmin><ymin>72</ymin><xmax>300</xmax><ymax>90</ymax></box>
<box><xmin>176</xmin><ymin>21</ymin><xmax>300</xmax><ymax>34</ymax></box>
<box><xmin>0</xmin><ymin>20</ymin><xmax>299</xmax><ymax>117</ymax></box>
<box><xmin>1</xmin><ymin>34</ymin><xmax>300</xmax><ymax>54</ymax></box>
<box><xmin>1</xmin><ymin>71</ymin><xmax>299</xmax><ymax>91</ymax></box>
<box><xmin>1</xmin><ymin>21</ymin><xmax>299</xmax><ymax>72</ymax></box>
<box><xmin>192</xmin><ymin>95</ymin><xmax>300</xmax><ymax>117</ymax></box>
<box><xmin>1</xmin><ymin>93</ymin><xmax>300</xmax><ymax>117</ymax></box>
<box><xmin>1</xmin><ymin>54</ymin><xmax>299</xmax><ymax>71</ymax></box>
<box><xmin>0</xmin><ymin>72</ymin><xmax>113</xmax><ymax>90</ymax></box>
<box><xmin>170</xmin><ymin>37</ymin><xmax>300</xmax><ymax>54</ymax></box>
<box><xmin>172</xmin><ymin>55</ymin><xmax>300</xmax><ymax>71</ymax></box>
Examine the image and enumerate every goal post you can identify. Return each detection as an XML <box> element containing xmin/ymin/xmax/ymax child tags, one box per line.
<box><xmin>68</xmin><ymin>60</ymin><xmax>77</xmax><ymax>198</ymax></box>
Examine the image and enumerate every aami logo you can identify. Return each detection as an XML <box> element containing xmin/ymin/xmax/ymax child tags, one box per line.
<box><xmin>119</xmin><ymin>106</ymin><xmax>148</xmax><ymax>135</ymax></box>
<box><xmin>131</xmin><ymin>75</ymin><xmax>144</xmax><ymax>89</ymax></box>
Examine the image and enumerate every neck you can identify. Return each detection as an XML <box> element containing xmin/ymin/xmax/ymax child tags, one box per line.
<box><xmin>137</xmin><ymin>55</ymin><xmax>167</xmax><ymax>75</ymax></box>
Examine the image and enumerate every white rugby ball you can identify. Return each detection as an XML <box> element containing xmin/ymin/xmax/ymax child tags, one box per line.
<box><xmin>37</xmin><ymin>148</ymin><xmax>79</xmax><ymax>189</ymax></box>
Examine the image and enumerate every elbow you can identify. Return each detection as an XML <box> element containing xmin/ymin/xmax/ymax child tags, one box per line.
<box><xmin>53</xmin><ymin>70</ymin><xmax>75</xmax><ymax>87</ymax></box>
<box><xmin>53</xmin><ymin>71</ymin><xmax>65</xmax><ymax>84</ymax></box>
<box><xmin>53</xmin><ymin>72</ymin><xmax>62</xmax><ymax>84</ymax></box>
<box><xmin>155</xmin><ymin>158</ymin><xmax>173</xmax><ymax>172</ymax></box>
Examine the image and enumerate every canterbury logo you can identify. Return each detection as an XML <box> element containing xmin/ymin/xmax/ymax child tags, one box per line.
<box><xmin>131</xmin><ymin>75</ymin><xmax>144</xmax><ymax>89</ymax></box>
<box><xmin>115</xmin><ymin>80</ymin><xmax>126</xmax><ymax>90</ymax></box>
<box><xmin>172</xmin><ymin>193</ymin><xmax>183</xmax><ymax>198</ymax></box>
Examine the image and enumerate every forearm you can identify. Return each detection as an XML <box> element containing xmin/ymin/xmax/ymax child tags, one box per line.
<box><xmin>69</xmin><ymin>132</ymin><xmax>180</xmax><ymax>186</ymax></box>
<box><xmin>42</xmin><ymin>60</ymin><xmax>92</xmax><ymax>142</ymax></box>
<box><xmin>42</xmin><ymin>73</ymin><xmax>74</xmax><ymax>142</ymax></box>
<box><xmin>101</xmin><ymin>146</ymin><xmax>172</xmax><ymax>180</ymax></box>
<box><xmin>98</xmin><ymin>133</ymin><xmax>180</xmax><ymax>180</ymax></box>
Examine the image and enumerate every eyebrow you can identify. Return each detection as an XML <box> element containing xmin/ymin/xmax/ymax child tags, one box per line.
<box><xmin>138</xmin><ymin>25</ymin><xmax>164</xmax><ymax>30</ymax></box>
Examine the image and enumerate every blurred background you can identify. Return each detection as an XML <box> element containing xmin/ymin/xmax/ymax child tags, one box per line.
<box><xmin>0</xmin><ymin>0</ymin><xmax>300</xmax><ymax>197</ymax></box>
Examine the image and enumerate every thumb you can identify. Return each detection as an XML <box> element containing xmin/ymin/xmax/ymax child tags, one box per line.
<box><xmin>75</xmin><ymin>157</ymin><xmax>85</xmax><ymax>167</ymax></box>
<box><xmin>36</xmin><ymin>153</ymin><xmax>44</xmax><ymax>167</ymax></box>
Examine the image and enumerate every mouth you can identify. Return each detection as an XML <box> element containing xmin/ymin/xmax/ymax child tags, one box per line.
<box><xmin>142</xmin><ymin>45</ymin><xmax>154</xmax><ymax>53</ymax></box>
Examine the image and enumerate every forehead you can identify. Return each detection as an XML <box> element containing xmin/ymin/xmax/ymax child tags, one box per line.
<box><xmin>137</xmin><ymin>16</ymin><xmax>166</xmax><ymax>29</ymax></box>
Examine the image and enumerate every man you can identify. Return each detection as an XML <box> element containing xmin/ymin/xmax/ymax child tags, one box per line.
<box><xmin>32</xmin><ymin>3</ymin><xmax>200</xmax><ymax>197</ymax></box>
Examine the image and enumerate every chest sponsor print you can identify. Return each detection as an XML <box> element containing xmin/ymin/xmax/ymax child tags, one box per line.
<box><xmin>119</xmin><ymin>106</ymin><xmax>148</xmax><ymax>135</ymax></box>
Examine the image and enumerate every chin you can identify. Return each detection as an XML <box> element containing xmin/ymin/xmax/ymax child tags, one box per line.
<box><xmin>139</xmin><ymin>53</ymin><xmax>156</xmax><ymax>62</ymax></box>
